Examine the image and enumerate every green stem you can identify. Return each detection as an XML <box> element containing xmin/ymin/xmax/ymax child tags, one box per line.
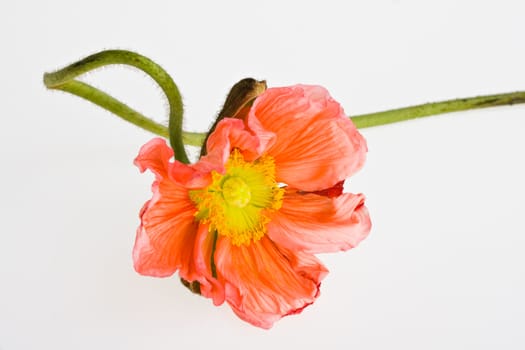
<box><xmin>351</xmin><ymin>91</ymin><xmax>525</xmax><ymax>129</ymax></box>
<box><xmin>56</xmin><ymin>80</ymin><xmax>170</xmax><ymax>138</ymax></box>
<box><xmin>44</xmin><ymin>50</ymin><xmax>190</xmax><ymax>163</ymax></box>
<box><xmin>44</xmin><ymin>51</ymin><xmax>525</xmax><ymax>151</ymax></box>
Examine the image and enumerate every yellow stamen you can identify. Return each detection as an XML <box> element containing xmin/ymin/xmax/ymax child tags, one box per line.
<box><xmin>190</xmin><ymin>149</ymin><xmax>284</xmax><ymax>246</ymax></box>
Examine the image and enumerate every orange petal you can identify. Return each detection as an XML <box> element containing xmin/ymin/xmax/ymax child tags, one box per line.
<box><xmin>134</xmin><ymin>138</ymin><xmax>173</xmax><ymax>179</ymax></box>
<box><xmin>247</xmin><ymin>85</ymin><xmax>367</xmax><ymax>191</ymax></box>
<box><xmin>214</xmin><ymin>236</ymin><xmax>328</xmax><ymax>329</ymax></box>
<box><xmin>266</xmin><ymin>190</ymin><xmax>371</xmax><ymax>254</ymax></box>
<box><xmin>197</xmin><ymin>118</ymin><xmax>261</xmax><ymax>175</ymax></box>
<box><xmin>134</xmin><ymin>140</ymin><xmax>218</xmax><ymax>292</ymax></box>
<box><xmin>193</xmin><ymin>224</ymin><xmax>225</xmax><ymax>306</ymax></box>
<box><xmin>135</xmin><ymin>137</ymin><xmax>203</xmax><ymax>186</ymax></box>
<box><xmin>133</xmin><ymin>178</ymin><xmax>200</xmax><ymax>279</ymax></box>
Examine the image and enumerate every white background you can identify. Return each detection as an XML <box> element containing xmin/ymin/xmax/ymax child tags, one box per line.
<box><xmin>1</xmin><ymin>1</ymin><xmax>524</xmax><ymax>349</ymax></box>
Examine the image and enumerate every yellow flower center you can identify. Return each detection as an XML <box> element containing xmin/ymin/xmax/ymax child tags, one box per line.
<box><xmin>222</xmin><ymin>177</ymin><xmax>251</xmax><ymax>208</ymax></box>
<box><xmin>191</xmin><ymin>149</ymin><xmax>284</xmax><ymax>246</ymax></box>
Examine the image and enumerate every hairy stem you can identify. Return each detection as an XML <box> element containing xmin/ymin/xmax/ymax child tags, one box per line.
<box><xmin>56</xmin><ymin>80</ymin><xmax>169</xmax><ymax>138</ymax></box>
<box><xmin>44</xmin><ymin>51</ymin><xmax>525</xmax><ymax>150</ymax></box>
<box><xmin>351</xmin><ymin>91</ymin><xmax>525</xmax><ymax>129</ymax></box>
<box><xmin>44</xmin><ymin>50</ymin><xmax>190</xmax><ymax>163</ymax></box>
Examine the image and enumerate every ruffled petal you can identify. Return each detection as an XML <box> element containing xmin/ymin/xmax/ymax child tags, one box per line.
<box><xmin>196</xmin><ymin>118</ymin><xmax>261</xmax><ymax>175</ymax></box>
<box><xmin>247</xmin><ymin>85</ymin><xmax>367</xmax><ymax>191</ymax></box>
<box><xmin>135</xmin><ymin>137</ymin><xmax>205</xmax><ymax>187</ymax></box>
<box><xmin>266</xmin><ymin>190</ymin><xmax>371</xmax><ymax>254</ymax></box>
<box><xmin>133</xmin><ymin>177</ymin><xmax>200</xmax><ymax>278</ymax></box>
<box><xmin>193</xmin><ymin>224</ymin><xmax>225</xmax><ymax>306</ymax></box>
<box><xmin>214</xmin><ymin>236</ymin><xmax>328</xmax><ymax>329</ymax></box>
<box><xmin>134</xmin><ymin>140</ymin><xmax>215</xmax><ymax>288</ymax></box>
<box><xmin>134</xmin><ymin>137</ymin><xmax>173</xmax><ymax>179</ymax></box>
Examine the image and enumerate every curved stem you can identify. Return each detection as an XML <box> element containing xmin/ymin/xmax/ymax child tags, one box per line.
<box><xmin>44</xmin><ymin>50</ymin><xmax>190</xmax><ymax>163</ymax></box>
<box><xmin>56</xmin><ymin>80</ymin><xmax>170</xmax><ymax>138</ymax></box>
<box><xmin>48</xmin><ymin>79</ymin><xmax>206</xmax><ymax>146</ymax></box>
<box><xmin>44</xmin><ymin>51</ymin><xmax>525</xmax><ymax>151</ymax></box>
<box><xmin>350</xmin><ymin>91</ymin><xmax>525</xmax><ymax>129</ymax></box>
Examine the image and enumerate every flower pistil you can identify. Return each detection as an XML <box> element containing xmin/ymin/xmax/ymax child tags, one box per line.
<box><xmin>191</xmin><ymin>149</ymin><xmax>284</xmax><ymax>246</ymax></box>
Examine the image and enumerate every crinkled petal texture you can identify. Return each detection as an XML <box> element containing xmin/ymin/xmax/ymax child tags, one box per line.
<box><xmin>134</xmin><ymin>84</ymin><xmax>371</xmax><ymax>329</ymax></box>
<box><xmin>247</xmin><ymin>85</ymin><xmax>367</xmax><ymax>191</ymax></box>
<box><xmin>133</xmin><ymin>138</ymin><xmax>222</xmax><ymax>302</ymax></box>
<box><xmin>214</xmin><ymin>235</ymin><xmax>328</xmax><ymax>329</ymax></box>
<box><xmin>196</xmin><ymin>118</ymin><xmax>261</xmax><ymax>173</ymax></box>
<box><xmin>267</xmin><ymin>190</ymin><xmax>371</xmax><ymax>254</ymax></box>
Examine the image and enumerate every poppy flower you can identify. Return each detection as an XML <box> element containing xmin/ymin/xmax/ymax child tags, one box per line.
<box><xmin>133</xmin><ymin>84</ymin><xmax>371</xmax><ymax>328</ymax></box>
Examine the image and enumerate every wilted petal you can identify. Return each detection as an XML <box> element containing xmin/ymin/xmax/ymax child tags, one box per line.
<box><xmin>134</xmin><ymin>140</ymin><xmax>214</xmax><ymax>287</ymax></box>
<box><xmin>214</xmin><ymin>236</ymin><xmax>328</xmax><ymax>329</ymax></box>
<box><xmin>196</xmin><ymin>118</ymin><xmax>261</xmax><ymax>174</ymax></box>
<box><xmin>267</xmin><ymin>191</ymin><xmax>371</xmax><ymax>254</ymax></box>
<box><xmin>193</xmin><ymin>224</ymin><xmax>225</xmax><ymax>306</ymax></box>
<box><xmin>133</xmin><ymin>177</ymin><xmax>199</xmax><ymax>275</ymax></box>
<box><xmin>247</xmin><ymin>85</ymin><xmax>367</xmax><ymax>191</ymax></box>
<box><xmin>134</xmin><ymin>138</ymin><xmax>173</xmax><ymax>178</ymax></box>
